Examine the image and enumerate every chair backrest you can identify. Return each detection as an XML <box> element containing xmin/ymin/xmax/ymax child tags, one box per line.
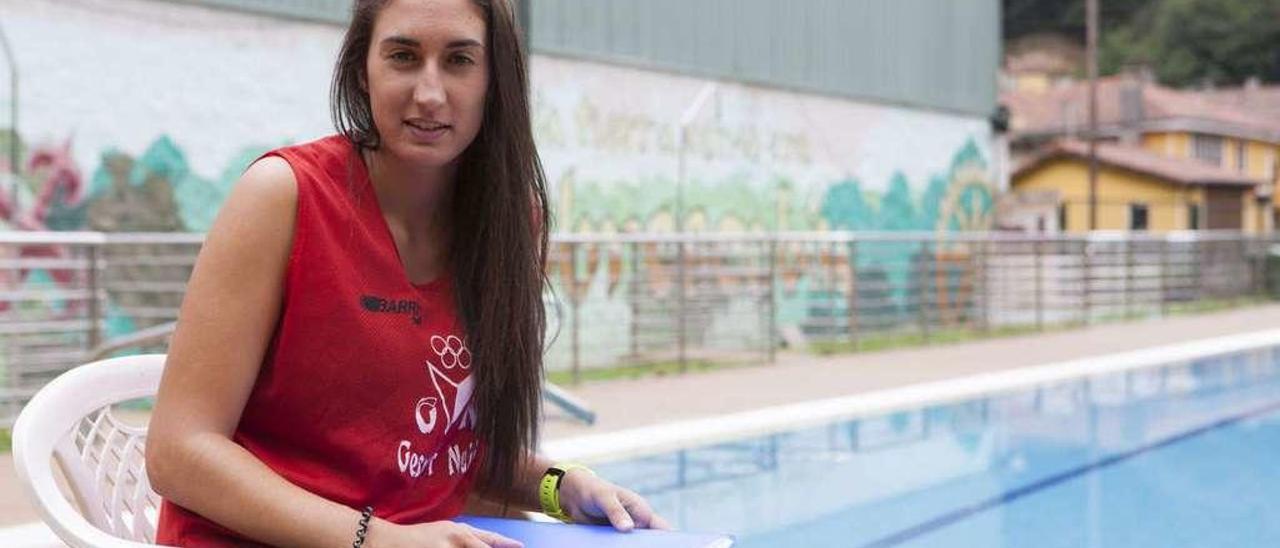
<box><xmin>13</xmin><ymin>354</ymin><xmax>169</xmax><ymax>548</ymax></box>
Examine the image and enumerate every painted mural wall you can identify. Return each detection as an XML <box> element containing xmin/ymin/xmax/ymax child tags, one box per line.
<box><xmin>1</xmin><ymin>0</ymin><xmax>998</xmax><ymax>369</ymax></box>
<box><xmin>531</xmin><ymin>56</ymin><xmax>997</xmax><ymax>369</ymax></box>
<box><xmin>1</xmin><ymin>0</ymin><xmax>337</xmax><ymax>232</ymax></box>
<box><xmin>534</xmin><ymin>56</ymin><xmax>996</xmax><ymax>236</ymax></box>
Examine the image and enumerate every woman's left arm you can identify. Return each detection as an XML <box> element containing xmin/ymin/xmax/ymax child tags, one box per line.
<box><xmin>469</xmin><ymin>454</ymin><xmax>671</xmax><ymax>532</ymax></box>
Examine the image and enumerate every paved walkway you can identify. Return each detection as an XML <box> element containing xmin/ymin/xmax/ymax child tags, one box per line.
<box><xmin>540</xmin><ymin>303</ymin><xmax>1280</xmax><ymax>437</ymax></box>
<box><xmin>4</xmin><ymin>303</ymin><xmax>1280</xmax><ymax>529</ymax></box>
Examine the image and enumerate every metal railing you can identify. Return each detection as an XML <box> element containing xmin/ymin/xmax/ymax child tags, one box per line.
<box><xmin>0</xmin><ymin>232</ymin><xmax>202</xmax><ymax>424</ymax></box>
<box><xmin>547</xmin><ymin>230</ymin><xmax>1278</xmax><ymax>380</ymax></box>
<box><xmin>2</xmin><ymin>230</ymin><xmax>1277</xmax><ymax>425</ymax></box>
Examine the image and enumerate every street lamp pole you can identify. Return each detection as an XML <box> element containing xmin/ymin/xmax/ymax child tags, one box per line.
<box><xmin>1087</xmin><ymin>0</ymin><xmax>1100</xmax><ymax>231</ymax></box>
<box><xmin>1</xmin><ymin>23</ymin><xmax>19</xmax><ymax>188</ymax></box>
<box><xmin>674</xmin><ymin>83</ymin><xmax>717</xmax><ymax>373</ymax></box>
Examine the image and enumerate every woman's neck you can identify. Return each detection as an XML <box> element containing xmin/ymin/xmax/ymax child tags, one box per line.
<box><xmin>363</xmin><ymin>147</ymin><xmax>455</xmax><ymax>241</ymax></box>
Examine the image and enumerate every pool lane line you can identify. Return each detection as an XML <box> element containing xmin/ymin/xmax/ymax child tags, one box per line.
<box><xmin>859</xmin><ymin>398</ymin><xmax>1280</xmax><ymax>548</ymax></box>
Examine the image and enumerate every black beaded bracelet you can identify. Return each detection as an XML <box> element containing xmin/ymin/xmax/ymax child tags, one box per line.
<box><xmin>352</xmin><ymin>506</ymin><xmax>373</xmax><ymax>548</ymax></box>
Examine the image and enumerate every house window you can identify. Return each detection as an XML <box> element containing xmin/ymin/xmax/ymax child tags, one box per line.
<box><xmin>1058</xmin><ymin>203</ymin><xmax>1068</xmax><ymax>232</ymax></box>
<box><xmin>1237</xmin><ymin>141</ymin><xmax>1248</xmax><ymax>173</ymax></box>
<box><xmin>1188</xmin><ymin>204</ymin><xmax>1200</xmax><ymax>230</ymax></box>
<box><xmin>1130</xmin><ymin>203</ymin><xmax>1149</xmax><ymax>231</ymax></box>
<box><xmin>1192</xmin><ymin>134</ymin><xmax>1224</xmax><ymax>167</ymax></box>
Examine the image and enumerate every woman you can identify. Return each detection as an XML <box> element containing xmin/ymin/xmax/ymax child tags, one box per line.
<box><xmin>146</xmin><ymin>0</ymin><xmax>668</xmax><ymax>546</ymax></box>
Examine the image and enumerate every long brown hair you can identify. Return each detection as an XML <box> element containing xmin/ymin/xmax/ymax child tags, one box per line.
<box><xmin>331</xmin><ymin>0</ymin><xmax>549</xmax><ymax>499</ymax></box>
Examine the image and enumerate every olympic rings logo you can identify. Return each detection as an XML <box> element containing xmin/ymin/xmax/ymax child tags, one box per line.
<box><xmin>430</xmin><ymin>335</ymin><xmax>472</xmax><ymax>370</ymax></box>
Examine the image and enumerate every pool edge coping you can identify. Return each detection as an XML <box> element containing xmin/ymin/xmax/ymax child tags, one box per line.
<box><xmin>543</xmin><ymin>327</ymin><xmax>1280</xmax><ymax>463</ymax></box>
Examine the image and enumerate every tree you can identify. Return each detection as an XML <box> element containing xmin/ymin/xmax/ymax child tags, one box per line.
<box><xmin>1005</xmin><ymin>0</ymin><xmax>1280</xmax><ymax>86</ymax></box>
<box><xmin>877</xmin><ymin>173</ymin><xmax>919</xmax><ymax>232</ymax></box>
<box><xmin>820</xmin><ymin>179</ymin><xmax>875</xmax><ymax>231</ymax></box>
<box><xmin>1108</xmin><ymin>0</ymin><xmax>1280</xmax><ymax>86</ymax></box>
<box><xmin>1004</xmin><ymin>0</ymin><xmax>1149</xmax><ymax>41</ymax></box>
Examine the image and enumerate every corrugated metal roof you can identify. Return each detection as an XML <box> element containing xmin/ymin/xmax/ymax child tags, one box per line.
<box><xmin>155</xmin><ymin>0</ymin><xmax>1001</xmax><ymax>117</ymax></box>
<box><xmin>530</xmin><ymin>0</ymin><xmax>1000</xmax><ymax>117</ymax></box>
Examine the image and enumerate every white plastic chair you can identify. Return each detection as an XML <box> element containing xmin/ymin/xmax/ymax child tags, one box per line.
<box><xmin>13</xmin><ymin>354</ymin><xmax>170</xmax><ymax>548</ymax></box>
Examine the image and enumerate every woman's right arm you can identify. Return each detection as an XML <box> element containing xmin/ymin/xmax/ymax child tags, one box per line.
<box><xmin>145</xmin><ymin>157</ymin><xmax>519</xmax><ymax>548</ymax></box>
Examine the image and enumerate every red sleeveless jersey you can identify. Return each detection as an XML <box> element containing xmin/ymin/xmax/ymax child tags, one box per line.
<box><xmin>157</xmin><ymin>135</ymin><xmax>484</xmax><ymax>546</ymax></box>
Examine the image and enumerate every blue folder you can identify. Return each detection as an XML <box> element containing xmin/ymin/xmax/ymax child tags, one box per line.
<box><xmin>456</xmin><ymin>515</ymin><xmax>735</xmax><ymax>547</ymax></box>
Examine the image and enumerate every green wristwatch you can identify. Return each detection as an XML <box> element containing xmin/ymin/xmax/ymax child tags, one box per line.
<box><xmin>538</xmin><ymin>463</ymin><xmax>594</xmax><ymax>522</ymax></box>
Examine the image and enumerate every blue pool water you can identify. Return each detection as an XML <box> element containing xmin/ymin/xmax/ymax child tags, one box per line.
<box><xmin>598</xmin><ymin>346</ymin><xmax>1280</xmax><ymax>547</ymax></box>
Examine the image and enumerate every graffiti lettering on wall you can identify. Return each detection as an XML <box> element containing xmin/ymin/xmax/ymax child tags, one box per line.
<box><xmin>534</xmin><ymin>91</ymin><xmax>813</xmax><ymax>165</ymax></box>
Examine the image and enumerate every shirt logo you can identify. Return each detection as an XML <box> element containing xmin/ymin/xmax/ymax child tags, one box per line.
<box><xmin>395</xmin><ymin>334</ymin><xmax>478</xmax><ymax>480</ymax></box>
<box><xmin>420</xmin><ymin>335</ymin><xmax>475</xmax><ymax>435</ymax></box>
<box><xmin>360</xmin><ymin>294</ymin><xmax>422</xmax><ymax>325</ymax></box>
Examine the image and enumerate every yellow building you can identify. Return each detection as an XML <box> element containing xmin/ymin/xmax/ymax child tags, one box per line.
<box><xmin>1012</xmin><ymin>140</ymin><xmax>1263</xmax><ymax>233</ymax></box>
<box><xmin>1002</xmin><ymin>33</ymin><xmax>1084</xmax><ymax>95</ymax></box>
<box><xmin>1003</xmin><ymin>75</ymin><xmax>1280</xmax><ymax>232</ymax></box>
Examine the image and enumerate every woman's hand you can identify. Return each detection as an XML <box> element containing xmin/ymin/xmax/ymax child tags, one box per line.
<box><xmin>556</xmin><ymin>470</ymin><xmax>672</xmax><ymax>532</ymax></box>
<box><xmin>373</xmin><ymin>520</ymin><xmax>523</xmax><ymax>548</ymax></box>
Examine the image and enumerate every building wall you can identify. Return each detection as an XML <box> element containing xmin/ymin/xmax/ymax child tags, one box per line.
<box><xmin>1141</xmin><ymin>132</ymin><xmax>1192</xmax><ymax>161</ymax></box>
<box><xmin>1013</xmin><ymin>159</ymin><xmax>1200</xmax><ymax>233</ymax></box>
<box><xmin>1140</xmin><ymin>131</ymin><xmax>1274</xmax><ymax>231</ymax></box>
<box><xmin>1225</xmin><ymin>138</ymin><xmax>1243</xmax><ymax>172</ymax></box>
<box><xmin>1141</xmin><ymin>133</ymin><xmax>1278</xmax><ymax>185</ymax></box>
<box><xmin>1</xmin><ymin>0</ymin><xmax>1000</xmax><ymax>369</ymax></box>
<box><xmin>0</xmin><ymin>0</ymin><xmax>341</xmax><ymax>231</ymax></box>
<box><xmin>1244</xmin><ymin>140</ymin><xmax>1279</xmax><ymax>226</ymax></box>
<box><xmin>2</xmin><ymin>0</ymin><xmax>996</xmax><ymax>235</ymax></box>
<box><xmin>1245</xmin><ymin>140</ymin><xmax>1278</xmax><ymax>180</ymax></box>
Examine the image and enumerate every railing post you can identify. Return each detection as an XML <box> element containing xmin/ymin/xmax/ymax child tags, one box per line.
<box><xmin>1124</xmin><ymin>237</ymin><xmax>1135</xmax><ymax>318</ymax></box>
<box><xmin>1082</xmin><ymin>237</ymin><xmax>1093</xmax><ymax>325</ymax></box>
<box><xmin>569</xmin><ymin>241</ymin><xmax>582</xmax><ymax>385</ymax></box>
<box><xmin>628</xmin><ymin>241</ymin><xmax>639</xmax><ymax>359</ymax></box>
<box><xmin>1195</xmin><ymin>238</ymin><xmax>1206</xmax><ymax>302</ymax></box>
<box><xmin>847</xmin><ymin>238</ymin><xmax>859</xmax><ymax>350</ymax></box>
<box><xmin>917</xmin><ymin>240</ymin><xmax>931</xmax><ymax>342</ymax></box>
<box><xmin>1159</xmin><ymin>237</ymin><xmax>1170</xmax><ymax>317</ymax></box>
<box><xmin>1252</xmin><ymin>235</ymin><xmax>1266</xmax><ymax>298</ymax></box>
<box><xmin>1034</xmin><ymin>238</ymin><xmax>1044</xmax><ymax>331</ymax></box>
<box><xmin>979</xmin><ymin>238</ymin><xmax>990</xmax><ymax>333</ymax></box>
<box><xmin>1270</xmin><ymin>236</ymin><xmax>1279</xmax><ymax>299</ymax></box>
<box><xmin>767</xmin><ymin>237</ymin><xmax>777</xmax><ymax>364</ymax></box>
<box><xmin>676</xmin><ymin>236</ymin><xmax>688</xmax><ymax>373</ymax></box>
<box><xmin>87</xmin><ymin>244</ymin><xmax>102</xmax><ymax>352</ymax></box>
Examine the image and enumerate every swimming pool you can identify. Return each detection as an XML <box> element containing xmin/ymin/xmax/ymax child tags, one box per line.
<box><xmin>567</xmin><ymin>334</ymin><xmax>1280</xmax><ymax>547</ymax></box>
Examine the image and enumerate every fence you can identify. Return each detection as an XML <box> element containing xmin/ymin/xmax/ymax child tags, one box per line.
<box><xmin>2</xmin><ymin>230</ymin><xmax>1277</xmax><ymax>425</ymax></box>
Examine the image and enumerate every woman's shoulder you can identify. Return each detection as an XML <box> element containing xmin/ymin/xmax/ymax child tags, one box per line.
<box><xmin>259</xmin><ymin>134</ymin><xmax>361</xmax><ymax>194</ymax></box>
<box><xmin>231</xmin><ymin>155</ymin><xmax>299</xmax><ymax>220</ymax></box>
<box><xmin>266</xmin><ymin>134</ymin><xmax>353</xmax><ymax>167</ymax></box>
<box><xmin>194</xmin><ymin>154</ymin><xmax>298</xmax><ymax>281</ymax></box>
